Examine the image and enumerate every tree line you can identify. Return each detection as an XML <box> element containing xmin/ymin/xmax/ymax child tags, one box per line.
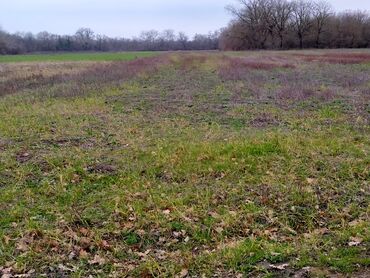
<box><xmin>220</xmin><ymin>0</ymin><xmax>370</xmax><ymax>50</ymax></box>
<box><xmin>1</xmin><ymin>0</ymin><xmax>369</xmax><ymax>54</ymax></box>
<box><xmin>0</xmin><ymin>28</ymin><xmax>220</xmax><ymax>54</ymax></box>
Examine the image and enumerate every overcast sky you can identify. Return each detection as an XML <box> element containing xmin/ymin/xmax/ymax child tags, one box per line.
<box><xmin>1</xmin><ymin>0</ymin><xmax>370</xmax><ymax>38</ymax></box>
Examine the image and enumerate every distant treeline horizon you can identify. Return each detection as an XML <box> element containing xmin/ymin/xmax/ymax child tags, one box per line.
<box><xmin>0</xmin><ymin>0</ymin><xmax>369</xmax><ymax>55</ymax></box>
<box><xmin>0</xmin><ymin>28</ymin><xmax>220</xmax><ymax>54</ymax></box>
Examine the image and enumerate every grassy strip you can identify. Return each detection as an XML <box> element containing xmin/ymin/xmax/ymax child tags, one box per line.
<box><xmin>0</xmin><ymin>51</ymin><xmax>157</xmax><ymax>63</ymax></box>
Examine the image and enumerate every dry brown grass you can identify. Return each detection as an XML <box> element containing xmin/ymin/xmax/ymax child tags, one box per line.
<box><xmin>293</xmin><ymin>52</ymin><xmax>370</xmax><ymax>64</ymax></box>
<box><xmin>218</xmin><ymin>56</ymin><xmax>295</xmax><ymax>81</ymax></box>
<box><xmin>0</xmin><ymin>55</ymin><xmax>170</xmax><ymax>97</ymax></box>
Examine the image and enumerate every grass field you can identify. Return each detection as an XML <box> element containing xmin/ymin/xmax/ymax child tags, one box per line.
<box><xmin>0</xmin><ymin>51</ymin><xmax>156</xmax><ymax>63</ymax></box>
<box><xmin>0</xmin><ymin>50</ymin><xmax>369</xmax><ymax>277</ymax></box>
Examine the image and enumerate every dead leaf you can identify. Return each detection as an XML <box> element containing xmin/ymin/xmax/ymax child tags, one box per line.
<box><xmin>16</xmin><ymin>152</ymin><xmax>32</xmax><ymax>163</ymax></box>
<box><xmin>64</xmin><ymin>229</ymin><xmax>78</xmax><ymax>240</ymax></box>
<box><xmin>136</xmin><ymin>249</ymin><xmax>151</xmax><ymax>258</ymax></box>
<box><xmin>215</xmin><ymin>227</ymin><xmax>224</xmax><ymax>234</ymax></box>
<box><xmin>88</xmin><ymin>255</ymin><xmax>106</xmax><ymax>265</ymax></box>
<box><xmin>79</xmin><ymin>237</ymin><xmax>92</xmax><ymax>249</ymax></box>
<box><xmin>349</xmin><ymin>219</ymin><xmax>363</xmax><ymax>226</ymax></box>
<box><xmin>68</xmin><ymin>251</ymin><xmax>76</xmax><ymax>260</ymax></box>
<box><xmin>229</xmin><ymin>211</ymin><xmax>237</xmax><ymax>216</ymax></box>
<box><xmin>269</xmin><ymin>263</ymin><xmax>289</xmax><ymax>270</ymax></box>
<box><xmin>173</xmin><ymin>231</ymin><xmax>182</xmax><ymax>238</ymax></box>
<box><xmin>3</xmin><ymin>236</ymin><xmax>11</xmax><ymax>245</ymax></box>
<box><xmin>79</xmin><ymin>249</ymin><xmax>89</xmax><ymax>258</ymax></box>
<box><xmin>176</xmin><ymin>268</ymin><xmax>188</xmax><ymax>278</ymax></box>
<box><xmin>79</xmin><ymin>227</ymin><xmax>90</xmax><ymax>236</ymax></box>
<box><xmin>1</xmin><ymin>267</ymin><xmax>12</xmax><ymax>274</ymax></box>
<box><xmin>162</xmin><ymin>209</ymin><xmax>171</xmax><ymax>215</ymax></box>
<box><xmin>348</xmin><ymin>236</ymin><xmax>363</xmax><ymax>246</ymax></box>
<box><xmin>16</xmin><ymin>239</ymin><xmax>29</xmax><ymax>252</ymax></box>
<box><xmin>155</xmin><ymin>250</ymin><xmax>167</xmax><ymax>260</ymax></box>
<box><xmin>306</xmin><ymin>178</ymin><xmax>316</xmax><ymax>184</ymax></box>
<box><xmin>136</xmin><ymin>229</ymin><xmax>146</xmax><ymax>236</ymax></box>
<box><xmin>99</xmin><ymin>240</ymin><xmax>111</xmax><ymax>250</ymax></box>
<box><xmin>128</xmin><ymin>216</ymin><xmax>136</xmax><ymax>221</ymax></box>
<box><xmin>58</xmin><ymin>264</ymin><xmax>70</xmax><ymax>272</ymax></box>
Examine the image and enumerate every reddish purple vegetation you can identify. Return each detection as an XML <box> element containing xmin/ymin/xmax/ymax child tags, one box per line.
<box><xmin>0</xmin><ymin>55</ymin><xmax>170</xmax><ymax>97</ymax></box>
<box><xmin>218</xmin><ymin>63</ymin><xmax>248</xmax><ymax>81</ymax></box>
<box><xmin>294</xmin><ymin>53</ymin><xmax>370</xmax><ymax>64</ymax></box>
<box><xmin>275</xmin><ymin>85</ymin><xmax>336</xmax><ymax>104</ymax></box>
<box><xmin>68</xmin><ymin>55</ymin><xmax>169</xmax><ymax>87</ymax></box>
<box><xmin>218</xmin><ymin>56</ymin><xmax>295</xmax><ymax>81</ymax></box>
<box><xmin>277</xmin><ymin>86</ymin><xmax>315</xmax><ymax>102</ymax></box>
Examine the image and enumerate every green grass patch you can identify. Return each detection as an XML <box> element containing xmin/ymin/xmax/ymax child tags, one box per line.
<box><xmin>0</xmin><ymin>51</ymin><xmax>157</xmax><ymax>63</ymax></box>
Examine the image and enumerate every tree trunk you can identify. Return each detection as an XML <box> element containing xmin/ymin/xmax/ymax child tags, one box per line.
<box><xmin>279</xmin><ymin>34</ymin><xmax>284</xmax><ymax>49</ymax></box>
<box><xmin>298</xmin><ymin>33</ymin><xmax>303</xmax><ymax>49</ymax></box>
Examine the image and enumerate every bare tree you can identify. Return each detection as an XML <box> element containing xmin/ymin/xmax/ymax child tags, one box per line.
<box><xmin>312</xmin><ymin>0</ymin><xmax>333</xmax><ymax>48</ymax></box>
<box><xmin>159</xmin><ymin>29</ymin><xmax>176</xmax><ymax>50</ymax></box>
<box><xmin>140</xmin><ymin>30</ymin><xmax>159</xmax><ymax>50</ymax></box>
<box><xmin>177</xmin><ymin>32</ymin><xmax>189</xmax><ymax>50</ymax></box>
<box><xmin>219</xmin><ymin>20</ymin><xmax>251</xmax><ymax>50</ymax></box>
<box><xmin>37</xmin><ymin>31</ymin><xmax>57</xmax><ymax>51</ymax></box>
<box><xmin>364</xmin><ymin>15</ymin><xmax>370</xmax><ymax>47</ymax></box>
<box><xmin>291</xmin><ymin>0</ymin><xmax>314</xmax><ymax>48</ymax></box>
<box><xmin>161</xmin><ymin>29</ymin><xmax>176</xmax><ymax>41</ymax></box>
<box><xmin>227</xmin><ymin>0</ymin><xmax>275</xmax><ymax>49</ymax></box>
<box><xmin>75</xmin><ymin>28</ymin><xmax>95</xmax><ymax>50</ymax></box>
<box><xmin>336</xmin><ymin>11</ymin><xmax>369</xmax><ymax>48</ymax></box>
<box><xmin>0</xmin><ymin>29</ymin><xmax>8</xmax><ymax>54</ymax></box>
<box><xmin>271</xmin><ymin>0</ymin><xmax>293</xmax><ymax>48</ymax></box>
